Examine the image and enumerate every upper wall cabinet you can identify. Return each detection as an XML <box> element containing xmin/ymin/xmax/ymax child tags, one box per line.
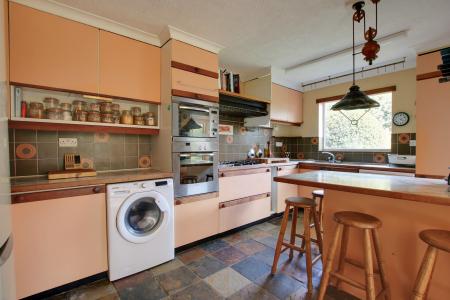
<box><xmin>9</xmin><ymin>2</ymin><xmax>99</xmax><ymax>94</ymax></box>
<box><xmin>99</xmin><ymin>31</ymin><xmax>160</xmax><ymax>103</ymax></box>
<box><xmin>271</xmin><ymin>83</ymin><xmax>303</xmax><ymax>125</ymax></box>
<box><xmin>171</xmin><ymin>40</ymin><xmax>218</xmax><ymax>73</ymax></box>
<box><xmin>416</xmin><ymin>51</ymin><xmax>442</xmax><ymax>77</ymax></box>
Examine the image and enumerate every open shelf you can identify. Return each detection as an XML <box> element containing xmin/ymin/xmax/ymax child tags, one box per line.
<box><xmin>9</xmin><ymin>118</ymin><xmax>159</xmax><ymax>135</ymax></box>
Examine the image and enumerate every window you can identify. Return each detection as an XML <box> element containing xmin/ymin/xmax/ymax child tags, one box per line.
<box><xmin>319</xmin><ymin>92</ymin><xmax>392</xmax><ymax>151</ymax></box>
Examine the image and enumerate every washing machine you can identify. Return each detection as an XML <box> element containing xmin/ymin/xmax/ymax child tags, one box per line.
<box><xmin>107</xmin><ymin>178</ymin><xmax>174</xmax><ymax>281</ymax></box>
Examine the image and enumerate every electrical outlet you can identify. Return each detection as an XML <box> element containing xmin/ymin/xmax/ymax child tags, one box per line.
<box><xmin>59</xmin><ymin>138</ymin><xmax>78</xmax><ymax>147</ymax></box>
<box><xmin>409</xmin><ymin>140</ymin><xmax>416</xmax><ymax>147</ymax></box>
<box><xmin>275</xmin><ymin>142</ymin><xmax>283</xmax><ymax>147</ymax></box>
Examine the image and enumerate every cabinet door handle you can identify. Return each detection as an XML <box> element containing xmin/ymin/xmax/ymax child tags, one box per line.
<box><xmin>93</xmin><ymin>186</ymin><xmax>101</xmax><ymax>193</ymax></box>
<box><xmin>266</xmin><ymin>169</ymin><xmax>270</xmax><ymax>172</ymax></box>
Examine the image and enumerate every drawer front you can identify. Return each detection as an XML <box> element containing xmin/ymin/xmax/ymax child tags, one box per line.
<box><xmin>172</xmin><ymin>40</ymin><xmax>218</xmax><ymax>73</ymax></box>
<box><xmin>172</xmin><ymin>68</ymin><xmax>218</xmax><ymax>99</ymax></box>
<box><xmin>219</xmin><ymin>171</ymin><xmax>271</xmax><ymax>202</ymax></box>
<box><xmin>219</xmin><ymin>196</ymin><xmax>271</xmax><ymax>232</ymax></box>
<box><xmin>175</xmin><ymin>196</ymin><xmax>219</xmax><ymax>247</ymax></box>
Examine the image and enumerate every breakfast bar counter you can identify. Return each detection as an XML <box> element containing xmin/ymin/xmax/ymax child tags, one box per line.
<box><xmin>275</xmin><ymin>171</ymin><xmax>450</xmax><ymax>299</ymax></box>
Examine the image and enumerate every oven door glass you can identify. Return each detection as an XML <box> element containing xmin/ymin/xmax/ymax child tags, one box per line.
<box><xmin>178</xmin><ymin>105</ymin><xmax>211</xmax><ymax>138</ymax></box>
<box><xmin>179</xmin><ymin>153</ymin><xmax>215</xmax><ymax>185</ymax></box>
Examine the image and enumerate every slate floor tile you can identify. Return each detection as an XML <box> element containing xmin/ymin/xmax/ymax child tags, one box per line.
<box><xmin>231</xmin><ymin>257</ymin><xmax>271</xmax><ymax>282</ymax></box>
<box><xmin>211</xmin><ymin>246</ymin><xmax>247</xmax><ymax>265</ymax></box>
<box><xmin>114</xmin><ymin>270</ymin><xmax>167</xmax><ymax>300</ymax></box>
<box><xmin>242</xmin><ymin>228</ymin><xmax>272</xmax><ymax>240</ymax></box>
<box><xmin>187</xmin><ymin>255</ymin><xmax>227</xmax><ymax>278</ymax></box>
<box><xmin>255</xmin><ymin>273</ymin><xmax>305</xmax><ymax>300</ymax></box>
<box><xmin>200</xmin><ymin>239</ymin><xmax>230</xmax><ymax>253</ymax></box>
<box><xmin>234</xmin><ymin>239</ymin><xmax>268</xmax><ymax>255</ymax></box>
<box><xmin>223</xmin><ymin>232</ymin><xmax>247</xmax><ymax>244</ymax></box>
<box><xmin>253</xmin><ymin>247</ymin><xmax>290</xmax><ymax>270</ymax></box>
<box><xmin>151</xmin><ymin>258</ymin><xmax>184</xmax><ymax>276</ymax></box>
<box><xmin>177</xmin><ymin>247</ymin><xmax>207</xmax><ymax>264</ymax></box>
<box><xmin>279</xmin><ymin>254</ymin><xmax>322</xmax><ymax>286</ymax></box>
<box><xmin>156</xmin><ymin>266</ymin><xmax>199</xmax><ymax>295</ymax></box>
<box><xmin>204</xmin><ymin>268</ymin><xmax>251</xmax><ymax>298</ymax></box>
<box><xmin>254</xmin><ymin>222</ymin><xmax>279</xmax><ymax>232</ymax></box>
<box><xmin>255</xmin><ymin>236</ymin><xmax>279</xmax><ymax>249</ymax></box>
<box><xmin>67</xmin><ymin>279</ymin><xmax>117</xmax><ymax>300</ymax></box>
<box><xmin>227</xmin><ymin>282</ymin><xmax>278</xmax><ymax>300</ymax></box>
<box><xmin>171</xmin><ymin>281</ymin><xmax>224</xmax><ymax>300</ymax></box>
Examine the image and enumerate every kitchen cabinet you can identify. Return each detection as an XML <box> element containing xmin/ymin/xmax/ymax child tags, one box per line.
<box><xmin>416</xmin><ymin>51</ymin><xmax>442</xmax><ymax>77</ymax></box>
<box><xmin>219</xmin><ymin>167</ymin><xmax>272</xmax><ymax>202</ymax></box>
<box><xmin>297</xmin><ymin>168</ymin><xmax>319</xmax><ymax>198</ymax></box>
<box><xmin>219</xmin><ymin>195</ymin><xmax>271</xmax><ymax>232</ymax></box>
<box><xmin>416</xmin><ymin>76</ymin><xmax>450</xmax><ymax>177</ymax></box>
<box><xmin>271</xmin><ymin>83</ymin><xmax>303</xmax><ymax>124</ymax></box>
<box><xmin>99</xmin><ymin>30</ymin><xmax>160</xmax><ymax>103</ymax></box>
<box><xmin>172</xmin><ymin>68</ymin><xmax>219</xmax><ymax>102</ymax></box>
<box><xmin>275</xmin><ymin>165</ymin><xmax>300</xmax><ymax>213</ymax></box>
<box><xmin>12</xmin><ymin>189</ymin><xmax>107</xmax><ymax>299</ymax></box>
<box><xmin>171</xmin><ymin>40</ymin><xmax>218</xmax><ymax>73</ymax></box>
<box><xmin>174</xmin><ymin>193</ymin><xmax>219</xmax><ymax>247</ymax></box>
<box><xmin>9</xmin><ymin>2</ymin><xmax>98</xmax><ymax>94</ymax></box>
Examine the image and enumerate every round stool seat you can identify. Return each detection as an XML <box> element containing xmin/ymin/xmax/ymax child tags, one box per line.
<box><xmin>419</xmin><ymin>229</ymin><xmax>450</xmax><ymax>253</ymax></box>
<box><xmin>333</xmin><ymin>211</ymin><xmax>382</xmax><ymax>229</ymax></box>
<box><xmin>285</xmin><ymin>196</ymin><xmax>316</xmax><ymax>207</ymax></box>
<box><xmin>312</xmin><ymin>189</ymin><xmax>324</xmax><ymax>197</ymax></box>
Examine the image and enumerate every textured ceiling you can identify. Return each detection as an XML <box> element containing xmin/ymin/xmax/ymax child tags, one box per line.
<box><xmin>53</xmin><ymin>0</ymin><xmax>450</xmax><ymax>84</ymax></box>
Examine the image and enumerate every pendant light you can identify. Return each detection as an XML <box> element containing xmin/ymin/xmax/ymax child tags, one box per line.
<box><xmin>331</xmin><ymin>1</ymin><xmax>381</xmax><ymax>125</ymax></box>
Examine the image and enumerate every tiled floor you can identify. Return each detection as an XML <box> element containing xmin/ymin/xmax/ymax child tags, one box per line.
<box><xmin>46</xmin><ymin>214</ymin><xmax>358</xmax><ymax>300</ymax></box>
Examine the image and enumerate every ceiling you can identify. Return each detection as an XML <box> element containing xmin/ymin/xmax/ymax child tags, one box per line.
<box><xmin>53</xmin><ymin>0</ymin><xmax>450</xmax><ymax>86</ymax></box>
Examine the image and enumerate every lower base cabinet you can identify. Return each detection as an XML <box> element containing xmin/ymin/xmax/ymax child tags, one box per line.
<box><xmin>174</xmin><ymin>194</ymin><xmax>219</xmax><ymax>247</ymax></box>
<box><xmin>219</xmin><ymin>195</ymin><xmax>271</xmax><ymax>233</ymax></box>
<box><xmin>276</xmin><ymin>165</ymin><xmax>300</xmax><ymax>213</ymax></box>
<box><xmin>12</xmin><ymin>192</ymin><xmax>107</xmax><ymax>299</ymax></box>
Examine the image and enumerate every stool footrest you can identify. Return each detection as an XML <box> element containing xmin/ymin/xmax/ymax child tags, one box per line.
<box><xmin>295</xmin><ymin>233</ymin><xmax>320</xmax><ymax>245</ymax></box>
<box><xmin>282</xmin><ymin>241</ymin><xmax>305</xmax><ymax>253</ymax></box>
<box><xmin>330</xmin><ymin>271</ymin><xmax>365</xmax><ymax>290</ymax></box>
<box><xmin>345</xmin><ymin>257</ymin><xmax>380</xmax><ymax>274</ymax></box>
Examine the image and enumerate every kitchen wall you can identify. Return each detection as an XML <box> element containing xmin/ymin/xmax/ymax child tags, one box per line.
<box><xmin>9</xmin><ymin>129</ymin><xmax>153</xmax><ymax>176</ymax></box>
<box><xmin>273</xmin><ymin>68</ymin><xmax>417</xmax><ymax>137</ymax></box>
<box><xmin>219</xmin><ymin>116</ymin><xmax>272</xmax><ymax>162</ymax></box>
<box><xmin>272</xmin><ymin>133</ymin><xmax>416</xmax><ymax>163</ymax></box>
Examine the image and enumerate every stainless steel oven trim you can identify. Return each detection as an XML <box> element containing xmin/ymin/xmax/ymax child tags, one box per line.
<box><xmin>172</xmin><ymin>96</ymin><xmax>219</xmax><ymax>108</ymax></box>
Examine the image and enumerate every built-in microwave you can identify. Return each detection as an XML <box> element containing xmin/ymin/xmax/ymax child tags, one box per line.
<box><xmin>172</xmin><ymin>96</ymin><xmax>219</xmax><ymax>138</ymax></box>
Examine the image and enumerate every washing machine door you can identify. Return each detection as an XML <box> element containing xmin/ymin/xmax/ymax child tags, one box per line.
<box><xmin>117</xmin><ymin>191</ymin><xmax>170</xmax><ymax>244</ymax></box>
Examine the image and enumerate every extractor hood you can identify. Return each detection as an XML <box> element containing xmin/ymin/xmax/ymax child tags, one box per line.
<box><xmin>439</xmin><ymin>47</ymin><xmax>450</xmax><ymax>83</ymax></box>
<box><xmin>219</xmin><ymin>94</ymin><xmax>269</xmax><ymax>118</ymax></box>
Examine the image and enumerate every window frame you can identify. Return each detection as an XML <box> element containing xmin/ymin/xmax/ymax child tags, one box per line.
<box><xmin>318</xmin><ymin>91</ymin><xmax>393</xmax><ymax>152</ymax></box>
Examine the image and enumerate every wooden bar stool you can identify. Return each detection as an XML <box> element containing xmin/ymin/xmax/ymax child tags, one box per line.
<box><xmin>272</xmin><ymin>196</ymin><xmax>323</xmax><ymax>293</ymax></box>
<box><xmin>412</xmin><ymin>229</ymin><xmax>450</xmax><ymax>300</ymax></box>
<box><xmin>312</xmin><ymin>189</ymin><xmax>325</xmax><ymax>232</ymax></box>
<box><xmin>318</xmin><ymin>211</ymin><xmax>390</xmax><ymax>300</ymax></box>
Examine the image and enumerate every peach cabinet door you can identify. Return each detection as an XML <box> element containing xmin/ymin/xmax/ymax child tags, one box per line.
<box><xmin>416</xmin><ymin>78</ymin><xmax>450</xmax><ymax>177</ymax></box>
<box><xmin>219</xmin><ymin>172</ymin><xmax>271</xmax><ymax>203</ymax></box>
<box><xmin>416</xmin><ymin>52</ymin><xmax>442</xmax><ymax>76</ymax></box>
<box><xmin>297</xmin><ymin>169</ymin><xmax>317</xmax><ymax>198</ymax></box>
<box><xmin>171</xmin><ymin>40</ymin><xmax>218</xmax><ymax>73</ymax></box>
<box><xmin>12</xmin><ymin>194</ymin><xmax>108</xmax><ymax>299</ymax></box>
<box><xmin>276</xmin><ymin>167</ymin><xmax>300</xmax><ymax>213</ymax></box>
<box><xmin>174</xmin><ymin>197</ymin><xmax>219</xmax><ymax>247</ymax></box>
<box><xmin>9</xmin><ymin>2</ymin><xmax>98</xmax><ymax>93</ymax></box>
<box><xmin>172</xmin><ymin>68</ymin><xmax>219</xmax><ymax>99</ymax></box>
<box><xmin>219</xmin><ymin>197</ymin><xmax>271</xmax><ymax>232</ymax></box>
<box><xmin>99</xmin><ymin>30</ymin><xmax>160</xmax><ymax>102</ymax></box>
<box><xmin>271</xmin><ymin>83</ymin><xmax>303</xmax><ymax>123</ymax></box>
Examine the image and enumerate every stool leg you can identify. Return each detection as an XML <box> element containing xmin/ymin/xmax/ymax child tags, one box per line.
<box><xmin>271</xmin><ymin>204</ymin><xmax>290</xmax><ymax>274</ymax></box>
<box><xmin>318</xmin><ymin>223</ymin><xmax>344</xmax><ymax>300</ymax></box>
<box><xmin>300</xmin><ymin>211</ymin><xmax>312</xmax><ymax>252</ymax></box>
<box><xmin>312</xmin><ymin>208</ymin><xmax>323</xmax><ymax>257</ymax></box>
<box><xmin>411</xmin><ymin>245</ymin><xmax>438</xmax><ymax>300</ymax></box>
<box><xmin>363</xmin><ymin>229</ymin><xmax>376</xmax><ymax>300</ymax></box>
<box><xmin>318</xmin><ymin>196</ymin><xmax>324</xmax><ymax>233</ymax></box>
<box><xmin>335</xmin><ymin>225</ymin><xmax>349</xmax><ymax>289</ymax></box>
<box><xmin>289</xmin><ymin>207</ymin><xmax>298</xmax><ymax>259</ymax></box>
<box><xmin>372</xmin><ymin>229</ymin><xmax>391</xmax><ymax>300</ymax></box>
<box><xmin>303</xmin><ymin>207</ymin><xmax>313</xmax><ymax>293</ymax></box>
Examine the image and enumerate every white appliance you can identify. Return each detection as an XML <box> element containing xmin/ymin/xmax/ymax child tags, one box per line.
<box><xmin>387</xmin><ymin>154</ymin><xmax>416</xmax><ymax>166</ymax></box>
<box><xmin>107</xmin><ymin>179</ymin><xmax>174</xmax><ymax>281</ymax></box>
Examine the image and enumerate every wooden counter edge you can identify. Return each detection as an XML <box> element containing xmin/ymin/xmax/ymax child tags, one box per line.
<box><xmin>274</xmin><ymin>177</ymin><xmax>450</xmax><ymax>207</ymax></box>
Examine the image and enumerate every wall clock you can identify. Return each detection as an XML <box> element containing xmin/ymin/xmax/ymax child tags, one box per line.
<box><xmin>393</xmin><ymin>112</ymin><xmax>409</xmax><ymax>126</ymax></box>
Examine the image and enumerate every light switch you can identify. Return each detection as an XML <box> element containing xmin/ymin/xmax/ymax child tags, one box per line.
<box><xmin>275</xmin><ymin>142</ymin><xmax>283</xmax><ymax>147</ymax></box>
<box><xmin>409</xmin><ymin>140</ymin><xmax>416</xmax><ymax>147</ymax></box>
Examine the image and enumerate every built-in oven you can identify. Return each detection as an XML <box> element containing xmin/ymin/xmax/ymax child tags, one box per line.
<box><xmin>172</xmin><ymin>137</ymin><xmax>218</xmax><ymax>197</ymax></box>
<box><xmin>172</xmin><ymin>96</ymin><xmax>219</xmax><ymax>138</ymax></box>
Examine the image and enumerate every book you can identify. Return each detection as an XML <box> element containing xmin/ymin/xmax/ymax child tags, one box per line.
<box><xmin>233</xmin><ymin>74</ymin><xmax>240</xmax><ymax>94</ymax></box>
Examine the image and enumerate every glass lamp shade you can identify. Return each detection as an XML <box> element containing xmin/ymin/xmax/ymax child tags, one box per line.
<box><xmin>331</xmin><ymin>85</ymin><xmax>380</xmax><ymax>111</ymax></box>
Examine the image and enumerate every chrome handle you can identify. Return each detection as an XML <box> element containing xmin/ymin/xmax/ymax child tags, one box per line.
<box><xmin>179</xmin><ymin>154</ymin><xmax>191</xmax><ymax>158</ymax></box>
<box><xmin>179</xmin><ymin>105</ymin><xmax>210</xmax><ymax>113</ymax></box>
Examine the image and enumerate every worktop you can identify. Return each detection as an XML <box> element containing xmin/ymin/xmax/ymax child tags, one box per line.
<box><xmin>11</xmin><ymin>169</ymin><xmax>173</xmax><ymax>194</ymax></box>
<box><xmin>294</xmin><ymin>159</ymin><xmax>415</xmax><ymax>173</ymax></box>
<box><xmin>275</xmin><ymin>170</ymin><xmax>449</xmax><ymax>206</ymax></box>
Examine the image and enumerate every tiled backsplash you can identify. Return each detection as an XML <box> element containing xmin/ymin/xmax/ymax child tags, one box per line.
<box><xmin>272</xmin><ymin>133</ymin><xmax>416</xmax><ymax>164</ymax></box>
<box><xmin>9</xmin><ymin>129</ymin><xmax>153</xmax><ymax>176</ymax></box>
<box><xmin>219</xmin><ymin>119</ymin><xmax>272</xmax><ymax>162</ymax></box>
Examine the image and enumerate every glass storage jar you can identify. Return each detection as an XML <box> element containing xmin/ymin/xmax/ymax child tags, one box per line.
<box><xmin>101</xmin><ymin>113</ymin><xmax>113</xmax><ymax>123</ymax></box>
<box><xmin>111</xmin><ymin>103</ymin><xmax>120</xmax><ymax>112</ymax></box>
<box><xmin>62</xmin><ymin>110</ymin><xmax>72</xmax><ymax>121</ymax></box>
<box><xmin>60</xmin><ymin>103</ymin><xmax>72</xmax><ymax>111</ymax></box>
<box><xmin>143</xmin><ymin>112</ymin><xmax>155</xmax><ymax>126</ymax></box>
<box><xmin>88</xmin><ymin>103</ymin><xmax>100</xmax><ymax>112</ymax></box>
<box><xmin>72</xmin><ymin>100</ymin><xmax>87</xmax><ymax>111</ymax></box>
<box><xmin>120</xmin><ymin>110</ymin><xmax>133</xmax><ymax>125</ymax></box>
<box><xmin>130</xmin><ymin>107</ymin><xmax>141</xmax><ymax>117</ymax></box>
<box><xmin>87</xmin><ymin>111</ymin><xmax>101</xmax><ymax>122</ymax></box>
<box><xmin>73</xmin><ymin>110</ymin><xmax>87</xmax><ymax>122</ymax></box>
<box><xmin>43</xmin><ymin>98</ymin><xmax>60</xmax><ymax>110</ymax></box>
<box><xmin>99</xmin><ymin>102</ymin><xmax>113</xmax><ymax>113</ymax></box>
<box><xmin>28</xmin><ymin>102</ymin><xmax>45</xmax><ymax>119</ymax></box>
<box><xmin>46</xmin><ymin>108</ymin><xmax>63</xmax><ymax>120</ymax></box>
<box><xmin>134</xmin><ymin>116</ymin><xmax>144</xmax><ymax>125</ymax></box>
